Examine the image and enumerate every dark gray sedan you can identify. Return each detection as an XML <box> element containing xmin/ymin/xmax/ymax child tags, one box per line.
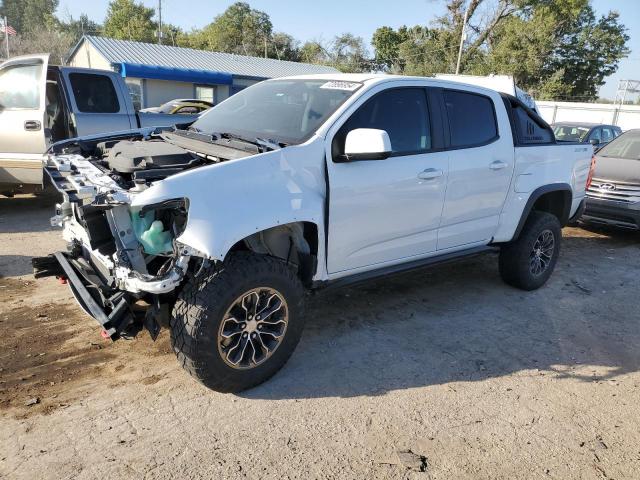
<box><xmin>583</xmin><ymin>129</ymin><xmax>640</xmax><ymax>230</ymax></box>
<box><xmin>552</xmin><ymin>122</ymin><xmax>622</xmax><ymax>150</ymax></box>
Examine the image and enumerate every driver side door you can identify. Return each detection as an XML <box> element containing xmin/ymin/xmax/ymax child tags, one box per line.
<box><xmin>0</xmin><ymin>54</ymin><xmax>49</xmax><ymax>186</ymax></box>
<box><xmin>325</xmin><ymin>86</ymin><xmax>449</xmax><ymax>275</ymax></box>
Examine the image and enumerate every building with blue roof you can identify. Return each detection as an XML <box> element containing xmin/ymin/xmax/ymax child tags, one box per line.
<box><xmin>66</xmin><ymin>35</ymin><xmax>339</xmax><ymax>110</ymax></box>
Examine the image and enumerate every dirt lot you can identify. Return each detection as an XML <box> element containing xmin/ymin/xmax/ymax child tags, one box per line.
<box><xmin>1</xmin><ymin>194</ymin><xmax>639</xmax><ymax>479</ymax></box>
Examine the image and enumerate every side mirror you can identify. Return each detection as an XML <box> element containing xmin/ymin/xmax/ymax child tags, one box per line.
<box><xmin>589</xmin><ymin>138</ymin><xmax>599</xmax><ymax>146</ymax></box>
<box><xmin>343</xmin><ymin>128</ymin><xmax>392</xmax><ymax>161</ymax></box>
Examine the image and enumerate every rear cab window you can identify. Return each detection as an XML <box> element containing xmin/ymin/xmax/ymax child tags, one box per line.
<box><xmin>443</xmin><ymin>90</ymin><xmax>498</xmax><ymax>148</ymax></box>
<box><xmin>502</xmin><ymin>95</ymin><xmax>554</xmax><ymax>146</ymax></box>
<box><xmin>69</xmin><ymin>73</ymin><xmax>120</xmax><ymax>113</ymax></box>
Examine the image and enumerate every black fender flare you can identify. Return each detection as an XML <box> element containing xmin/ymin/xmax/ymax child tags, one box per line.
<box><xmin>512</xmin><ymin>183</ymin><xmax>573</xmax><ymax>240</ymax></box>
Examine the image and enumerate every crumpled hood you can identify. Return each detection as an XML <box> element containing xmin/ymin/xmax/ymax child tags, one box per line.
<box><xmin>130</xmin><ymin>138</ymin><xmax>326</xmax><ymax>260</ymax></box>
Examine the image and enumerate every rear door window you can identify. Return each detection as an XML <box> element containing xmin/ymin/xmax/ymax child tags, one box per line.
<box><xmin>443</xmin><ymin>90</ymin><xmax>498</xmax><ymax>148</ymax></box>
<box><xmin>601</xmin><ymin>127</ymin><xmax>614</xmax><ymax>143</ymax></box>
<box><xmin>69</xmin><ymin>73</ymin><xmax>120</xmax><ymax>113</ymax></box>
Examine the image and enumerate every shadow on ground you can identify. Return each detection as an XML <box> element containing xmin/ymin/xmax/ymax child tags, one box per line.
<box><xmin>0</xmin><ymin>194</ymin><xmax>58</xmax><ymax>234</ymax></box>
<box><xmin>0</xmin><ymin>255</ymin><xmax>38</xmax><ymax>277</ymax></box>
<box><xmin>243</xmin><ymin>230</ymin><xmax>640</xmax><ymax>400</ymax></box>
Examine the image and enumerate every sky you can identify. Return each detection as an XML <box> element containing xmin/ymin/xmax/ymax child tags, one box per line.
<box><xmin>55</xmin><ymin>0</ymin><xmax>639</xmax><ymax>100</ymax></box>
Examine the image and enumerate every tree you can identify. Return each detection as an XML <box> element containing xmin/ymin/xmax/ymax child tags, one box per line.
<box><xmin>551</xmin><ymin>9</ymin><xmax>629</xmax><ymax>100</ymax></box>
<box><xmin>189</xmin><ymin>2</ymin><xmax>273</xmax><ymax>57</ymax></box>
<box><xmin>331</xmin><ymin>33</ymin><xmax>369</xmax><ymax>72</ymax></box>
<box><xmin>103</xmin><ymin>0</ymin><xmax>156</xmax><ymax>43</ymax></box>
<box><xmin>269</xmin><ymin>32</ymin><xmax>300</xmax><ymax>61</ymax></box>
<box><xmin>300</xmin><ymin>40</ymin><xmax>328</xmax><ymax>64</ymax></box>
<box><xmin>299</xmin><ymin>34</ymin><xmax>369</xmax><ymax>72</ymax></box>
<box><xmin>8</xmin><ymin>28</ymin><xmax>74</xmax><ymax>64</ymax></box>
<box><xmin>0</xmin><ymin>0</ymin><xmax>58</xmax><ymax>34</ymax></box>
<box><xmin>371</xmin><ymin>0</ymin><xmax>629</xmax><ymax>101</ymax></box>
<box><xmin>58</xmin><ymin>13</ymin><xmax>102</xmax><ymax>42</ymax></box>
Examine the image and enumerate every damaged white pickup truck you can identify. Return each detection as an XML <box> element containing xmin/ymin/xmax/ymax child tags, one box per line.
<box><xmin>36</xmin><ymin>74</ymin><xmax>594</xmax><ymax>392</ymax></box>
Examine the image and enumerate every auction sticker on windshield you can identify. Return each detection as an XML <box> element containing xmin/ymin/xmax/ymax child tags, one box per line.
<box><xmin>320</xmin><ymin>81</ymin><xmax>362</xmax><ymax>91</ymax></box>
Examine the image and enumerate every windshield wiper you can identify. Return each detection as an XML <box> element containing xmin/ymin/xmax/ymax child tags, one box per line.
<box><xmin>216</xmin><ymin>132</ymin><xmax>285</xmax><ymax>152</ymax></box>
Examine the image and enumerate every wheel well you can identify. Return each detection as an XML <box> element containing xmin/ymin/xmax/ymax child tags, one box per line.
<box><xmin>511</xmin><ymin>187</ymin><xmax>572</xmax><ymax>241</ymax></box>
<box><xmin>227</xmin><ymin>222</ymin><xmax>319</xmax><ymax>286</ymax></box>
<box><xmin>532</xmin><ymin>190</ymin><xmax>571</xmax><ymax>225</ymax></box>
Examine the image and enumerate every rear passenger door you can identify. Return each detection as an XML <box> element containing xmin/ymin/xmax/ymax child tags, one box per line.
<box><xmin>60</xmin><ymin>69</ymin><xmax>134</xmax><ymax>136</ymax></box>
<box><xmin>437</xmin><ymin>89</ymin><xmax>514</xmax><ymax>250</ymax></box>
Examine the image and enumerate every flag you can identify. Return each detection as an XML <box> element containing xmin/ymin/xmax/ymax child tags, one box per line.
<box><xmin>0</xmin><ymin>20</ymin><xmax>16</xmax><ymax>36</ymax></box>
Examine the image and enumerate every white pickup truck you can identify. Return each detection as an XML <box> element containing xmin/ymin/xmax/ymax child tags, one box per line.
<box><xmin>36</xmin><ymin>74</ymin><xmax>593</xmax><ymax>392</ymax></box>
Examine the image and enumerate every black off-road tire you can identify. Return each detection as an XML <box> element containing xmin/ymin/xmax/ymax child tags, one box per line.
<box><xmin>170</xmin><ymin>252</ymin><xmax>305</xmax><ymax>393</ymax></box>
<box><xmin>499</xmin><ymin>211</ymin><xmax>562</xmax><ymax>291</ymax></box>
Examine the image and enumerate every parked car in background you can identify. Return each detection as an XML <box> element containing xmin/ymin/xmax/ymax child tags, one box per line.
<box><xmin>36</xmin><ymin>74</ymin><xmax>593</xmax><ymax>392</ymax></box>
<box><xmin>552</xmin><ymin>122</ymin><xmax>622</xmax><ymax>151</ymax></box>
<box><xmin>0</xmin><ymin>54</ymin><xmax>200</xmax><ymax>195</ymax></box>
<box><xmin>582</xmin><ymin>129</ymin><xmax>640</xmax><ymax>230</ymax></box>
<box><xmin>140</xmin><ymin>99</ymin><xmax>214</xmax><ymax>115</ymax></box>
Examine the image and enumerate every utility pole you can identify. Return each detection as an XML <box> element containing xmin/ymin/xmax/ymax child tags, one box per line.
<box><xmin>158</xmin><ymin>0</ymin><xmax>163</xmax><ymax>45</ymax></box>
<box><xmin>455</xmin><ymin>4</ymin><xmax>470</xmax><ymax>74</ymax></box>
<box><xmin>3</xmin><ymin>17</ymin><xmax>9</xmax><ymax>59</ymax></box>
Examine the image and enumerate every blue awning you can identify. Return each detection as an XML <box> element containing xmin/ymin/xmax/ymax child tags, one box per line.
<box><xmin>117</xmin><ymin>62</ymin><xmax>233</xmax><ymax>85</ymax></box>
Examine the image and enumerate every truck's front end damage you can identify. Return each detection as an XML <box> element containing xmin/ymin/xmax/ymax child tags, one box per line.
<box><xmin>34</xmin><ymin>131</ymin><xmax>217</xmax><ymax>340</ymax></box>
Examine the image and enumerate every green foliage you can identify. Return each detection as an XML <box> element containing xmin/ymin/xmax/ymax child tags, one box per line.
<box><xmin>1</xmin><ymin>0</ymin><xmax>629</xmax><ymax>103</ymax></box>
<box><xmin>299</xmin><ymin>34</ymin><xmax>369</xmax><ymax>72</ymax></box>
<box><xmin>103</xmin><ymin>0</ymin><xmax>156</xmax><ymax>43</ymax></box>
<box><xmin>58</xmin><ymin>14</ymin><xmax>102</xmax><ymax>41</ymax></box>
<box><xmin>0</xmin><ymin>0</ymin><xmax>58</xmax><ymax>33</ymax></box>
<box><xmin>188</xmin><ymin>2</ymin><xmax>273</xmax><ymax>57</ymax></box>
<box><xmin>371</xmin><ymin>0</ymin><xmax>629</xmax><ymax>101</ymax></box>
<box><xmin>300</xmin><ymin>41</ymin><xmax>327</xmax><ymax>64</ymax></box>
<box><xmin>270</xmin><ymin>32</ymin><xmax>300</xmax><ymax>61</ymax></box>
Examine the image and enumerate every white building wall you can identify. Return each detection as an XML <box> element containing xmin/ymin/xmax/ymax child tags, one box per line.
<box><xmin>537</xmin><ymin>101</ymin><xmax>640</xmax><ymax>131</ymax></box>
<box><xmin>67</xmin><ymin>42</ymin><xmax>113</xmax><ymax>71</ymax></box>
<box><xmin>143</xmin><ymin>79</ymin><xmax>195</xmax><ymax>108</ymax></box>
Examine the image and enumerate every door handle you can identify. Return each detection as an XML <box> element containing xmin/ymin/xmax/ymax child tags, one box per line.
<box><xmin>489</xmin><ymin>160</ymin><xmax>508</xmax><ymax>170</ymax></box>
<box><xmin>24</xmin><ymin>120</ymin><xmax>41</xmax><ymax>131</ymax></box>
<box><xmin>417</xmin><ymin>168</ymin><xmax>443</xmax><ymax>180</ymax></box>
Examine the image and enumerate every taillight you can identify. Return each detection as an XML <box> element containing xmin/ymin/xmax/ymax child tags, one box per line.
<box><xmin>586</xmin><ymin>155</ymin><xmax>596</xmax><ymax>189</ymax></box>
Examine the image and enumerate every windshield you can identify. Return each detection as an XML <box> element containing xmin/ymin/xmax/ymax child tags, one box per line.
<box><xmin>191</xmin><ymin>79</ymin><xmax>362</xmax><ymax>145</ymax></box>
<box><xmin>553</xmin><ymin>125</ymin><xmax>590</xmax><ymax>142</ymax></box>
<box><xmin>158</xmin><ymin>101</ymin><xmax>180</xmax><ymax>113</ymax></box>
<box><xmin>597</xmin><ymin>130</ymin><xmax>640</xmax><ymax>160</ymax></box>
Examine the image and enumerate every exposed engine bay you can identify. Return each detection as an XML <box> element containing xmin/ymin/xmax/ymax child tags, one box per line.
<box><xmin>36</xmin><ymin>128</ymin><xmax>259</xmax><ymax>339</ymax></box>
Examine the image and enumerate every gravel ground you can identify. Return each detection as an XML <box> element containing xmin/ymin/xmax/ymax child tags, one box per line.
<box><xmin>1</xmin><ymin>194</ymin><xmax>639</xmax><ymax>479</ymax></box>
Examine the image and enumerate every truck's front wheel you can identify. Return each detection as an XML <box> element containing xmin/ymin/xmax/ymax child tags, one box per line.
<box><xmin>499</xmin><ymin>211</ymin><xmax>561</xmax><ymax>291</ymax></box>
<box><xmin>170</xmin><ymin>252</ymin><xmax>305</xmax><ymax>393</ymax></box>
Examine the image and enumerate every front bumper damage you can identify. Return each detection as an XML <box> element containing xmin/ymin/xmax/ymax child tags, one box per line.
<box><xmin>35</xmin><ymin>153</ymin><xmax>198</xmax><ymax>339</ymax></box>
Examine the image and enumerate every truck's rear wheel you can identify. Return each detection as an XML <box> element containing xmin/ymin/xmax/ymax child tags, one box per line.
<box><xmin>499</xmin><ymin>211</ymin><xmax>561</xmax><ymax>291</ymax></box>
<box><xmin>170</xmin><ymin>252</ymin><xmax>305</xmax><ymax>393</ymax></box>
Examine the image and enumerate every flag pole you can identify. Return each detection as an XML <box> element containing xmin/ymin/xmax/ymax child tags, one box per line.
<box><xmin>4</xmin><ymin>17</ymin><xmax>9</xmax><ymax>59</ymax></box>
